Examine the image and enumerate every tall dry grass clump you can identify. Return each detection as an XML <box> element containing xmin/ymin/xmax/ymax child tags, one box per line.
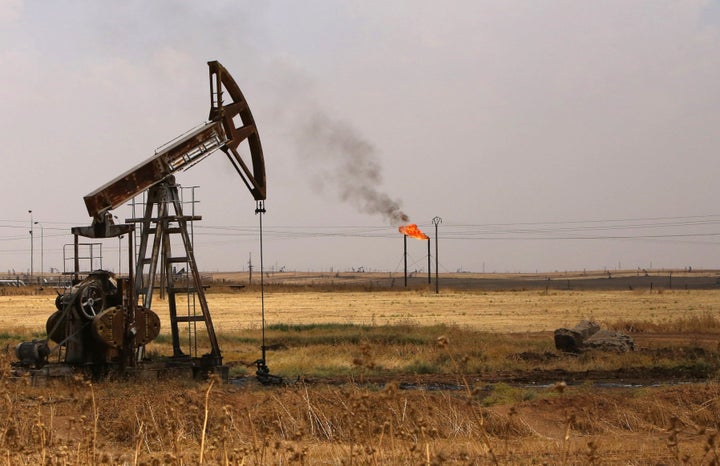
<box><xmin>607</xmin><ymin>311</ymin><xmax>720</xmax><ymax>334</ymax></box>
<box><xmin>1</xmin><ymin>362</ymin><xmax>720</xmax><ymax>463</ymax></box>
<box><xmin>0</xmin><ymin>360</ymin><xmax>533</xmax><ymax>464</ymax></box>
<box><xmin>2</xmin><ymin>311</ymin><xmax>720</xmax><ymax>463</ymax></box>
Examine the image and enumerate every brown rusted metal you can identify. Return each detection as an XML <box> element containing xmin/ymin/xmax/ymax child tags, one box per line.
<box><xmin>82</xmin><ymin>61</ymin><xmax>266</xmax><ymax>222</ymax></box>
<box><xmin>92</xmin><ymin>305</ymin><xmax>160</xmax><ymax>350</ymax></box>
<box><xmin>44</xmin><ymin>271</ymin><xmax>159</xmax><ymax>367</ymax></box>
<box><xmin>128</xmin><ymin>178</ymin><xmax>223</xmax><ymax>362</ymax></box>
<box><xmin>208</xmin><ymin>60</ymin><xmax>266</xmax><ymax>201</ymax></box>
<box><xmin>14</xmin><ymin>62</ymin><xmax>264</xmax><ymax>379</ymax></box>
<box><xmin>83</xmin><ymin>123</ymin><xmax>227</xmax><ymax>220</ymax></box>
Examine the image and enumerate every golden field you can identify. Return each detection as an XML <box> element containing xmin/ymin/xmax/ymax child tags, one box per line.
<box><xmin>1</xmin><ymin>275</ymin><xmax>720</xmax><ymax>464</ymax></box>
<box><xmin>4</xmin><ymin>287</ymin><xmax>720</xmax><ymax>334</ymax></box>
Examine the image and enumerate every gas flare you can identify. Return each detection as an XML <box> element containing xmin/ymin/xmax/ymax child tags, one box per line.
<box><xmin>398</xmin><ymin>223</ymin><xmax>429</xmax><ymax>240</ymax></box>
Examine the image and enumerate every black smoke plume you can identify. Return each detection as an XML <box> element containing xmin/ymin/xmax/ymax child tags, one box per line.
<box><xmin>294</xmin><ymin>110</ymin><xmax>409</xmax><ymax>225</ymax></box>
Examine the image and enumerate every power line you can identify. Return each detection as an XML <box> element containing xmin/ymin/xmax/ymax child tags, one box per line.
<box><xmin>2</xmin><ymin>214</ymin><xmax>720</xmax><ymax>244</ymax></box>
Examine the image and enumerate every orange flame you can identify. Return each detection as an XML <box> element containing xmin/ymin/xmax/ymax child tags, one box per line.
<box><xmin>398</xmin><ymin>223</ymin><xmax>429</xmax><ymax>240</ymax></box>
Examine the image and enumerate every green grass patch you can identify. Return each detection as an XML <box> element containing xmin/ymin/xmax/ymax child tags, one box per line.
<box><xmin>404</xmin><ymin>360</ymin><xmax>440</xmax><ymax>374</ymax></box>
<box><xmin>259</xmin><ymin>323</ymin><xmax>463</xmax><ymax>348</ymax></box>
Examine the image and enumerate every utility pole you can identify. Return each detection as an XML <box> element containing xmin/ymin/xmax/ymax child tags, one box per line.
<box><xmin>28</xmin><ymin>210</ymin><xmax>33</xmax><ymax>281</ymax></box>
<box><xmin>34</xmin><ymin>222</ymin><xmax>43</xmax><ymax>284</ymax></box>
<box><xmin>432</xmin><ymin>216</ymin><xmax>442</xmax><ymax>294</ymax></box>
<box><xmin>41</xmin><ymin>225</ymin><xmax>44</xmax><ymax>283</ymax></box>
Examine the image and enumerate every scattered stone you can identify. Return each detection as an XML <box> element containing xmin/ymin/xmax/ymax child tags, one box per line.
<box><xmin>554</xmin><ymin>320</ymin><xmax>634</xmax><ymax>353</ymax></box>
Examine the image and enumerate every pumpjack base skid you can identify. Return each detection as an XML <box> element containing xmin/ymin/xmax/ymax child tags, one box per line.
<box><xmin>12</xmin><ymin>359</ymin><xmax>229</xmax><ymax>386</ymax></box>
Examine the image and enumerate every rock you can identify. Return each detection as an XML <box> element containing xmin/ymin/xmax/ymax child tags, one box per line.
<box><xmin>554</xmin><ymin>320</ymin><xmax>634</xmax><ymax>353</ymax></box>
<box><xmin>584</xmin><ymin>329</ymin><xmax>634</xmax><ymax>352</ymax></box>
<box><xmin>553</xmin><ymin>328</ymin><xmax>583</xmax><ymax>353</ymax></box>
<box><xmin>553</xmin><ymin>320</ymin><xmax>600</xmax><ymax>353</ymax></box>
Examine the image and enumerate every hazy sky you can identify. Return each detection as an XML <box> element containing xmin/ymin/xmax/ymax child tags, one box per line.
<box><xmin>2</xmin><ymin>0</ymin><xmax>720</xmax><ymax>275</ymax></box>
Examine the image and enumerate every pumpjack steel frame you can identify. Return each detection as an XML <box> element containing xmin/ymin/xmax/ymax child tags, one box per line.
<box><xmin>127</xmin><ymin>178</ymin><xmax>221</xmax><ymax>364</ymax></box>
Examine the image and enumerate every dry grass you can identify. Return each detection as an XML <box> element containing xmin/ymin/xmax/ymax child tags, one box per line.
<box><xmin>1</xmin><ymin>345</ymin><xmax>720</xmax><ymax>464</ymax></box>
<box><xmin>3</xmin><ymin>286</ymin><xmax>720</xmax><ymax>463</ymax></box>
<box><xmin>5</xmin><ymin>288</ymin><xmax>720</xmax><ymax>334</ymax></box>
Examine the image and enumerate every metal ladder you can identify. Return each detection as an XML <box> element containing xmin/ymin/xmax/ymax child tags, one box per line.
<box><xmin>128</xmin><ymin>177</ymin><xmax>221</xmax><ymax>363</ymax></box>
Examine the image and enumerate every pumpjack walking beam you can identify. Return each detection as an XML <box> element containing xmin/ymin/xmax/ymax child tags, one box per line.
<box><xmin>82</xmin><ymin>60</ymin><xmax>265</xmax><ymax>224</ymax></box>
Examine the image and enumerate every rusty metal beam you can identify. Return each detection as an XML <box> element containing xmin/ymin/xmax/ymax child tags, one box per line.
<box><xmin>82</xmin><ymin>60</ymin><xmax>266</xmax><ymax>223</ymax></box>
<box><xmin>83</xmin><ymin>122</ymin><xmax>226</xmax><ymax>220</ymax></box>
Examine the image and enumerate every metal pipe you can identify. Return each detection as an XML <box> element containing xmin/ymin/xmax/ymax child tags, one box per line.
<box><xmin>127</xmin><ymin>228</ymin><xmax>136</xmax><ymax>367</ymax></box>
<box><xmin>427</xmin><ymin>238</ymin><xmax>431</xmax><ymax>284</ymax></box>
<box><xmin>37</xmin><ymin>223</ymin><xmax>43</xmax><ymax>285</ymax></box>
<box><xmin>404</xmin><ymin>234</ymin><xmax>407</xmax><ymax>287</ymax></box>
<box><xmin>128</xmin><ymin>230</ymin><xmax>134</xmax><ymax>293</ymax></box>
<box><xmin>73</xmin><ymin>233</ymin><xmax>79</xmax><ymax>283</ymax></box>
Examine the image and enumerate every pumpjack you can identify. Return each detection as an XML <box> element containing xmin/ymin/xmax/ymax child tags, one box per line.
<box><xmin>14</xmin><ymin>61</ymin><xmax>267</xmax><ymax>380</ymax></box>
